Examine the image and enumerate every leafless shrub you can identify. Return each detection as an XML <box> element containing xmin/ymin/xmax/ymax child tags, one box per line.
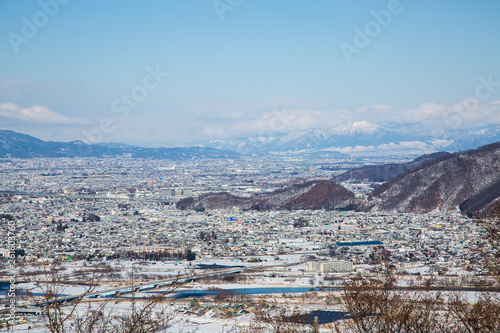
<box><xmin>477</xmin><ymin>202</ymin><xmax>500</xmax><ymax>281</ymax></box>
<box><xmin>23</xmin><ymin>260</ymin><xmax>177</xmax><ymax>333</ymax></box>
<box><xmin>335</xmin><ymin>275</ymin><xmax>452</xmax><ymax>333</ymax></box>
<box><xmin>448</xmin><ymin>290</ymin><xmax>500</xmax><ymax>333</ymax></box>
<box><xmin>243</xmin><ymin>301</ymin><xmax>311</xmax><ymax>333</ymax></box>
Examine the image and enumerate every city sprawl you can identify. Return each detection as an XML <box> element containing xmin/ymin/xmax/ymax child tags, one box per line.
<box><xmin>1</xmin><ymin>157</ymin><xmax>495</xmax><ymax>332</ymax></box>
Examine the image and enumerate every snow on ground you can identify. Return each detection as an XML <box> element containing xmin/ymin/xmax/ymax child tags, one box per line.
<box><xmin>18</xmin><ymin>281</ymin><xmax>111</xmax><ymax>296</ymax></box>
<box><xmin>165</xmin><ymin>314</ymin><xmax>253</xmax><ymax>333</ymax></box>
<box><xmin>405</xmin><ymin>266</ymin><xmax>430</xmax><ymax>275</ymax></box>
<box><xmin>7</xmin><ymin>258</ymin><xmax>489</xmax><ymax>332</ymax></box>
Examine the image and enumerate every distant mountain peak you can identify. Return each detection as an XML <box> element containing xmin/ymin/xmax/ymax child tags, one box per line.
<box><xmin>329</xmin><ymin>121</ymin><xmax>382</xmax><ymax>136</ymax></box>
<box><xmin>200</xmin><ymin>122</ymin><xmax>500</xmax><ymax>157</ymax></box>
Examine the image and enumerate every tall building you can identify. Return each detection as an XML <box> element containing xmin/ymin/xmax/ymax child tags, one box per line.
<box><xmin>308</xmin><ymin>260</ymin><xmax>353</xmax><ymax>273</ymax></box>
<box><xmin>181</xmin><ymin>189</ymin><xmax>193</xmax><ymax>196</ymax></box>
<box><xmin>160</xmin><ymin>188</ymin><xmax>176</xmax><ymax>197</ymax></box>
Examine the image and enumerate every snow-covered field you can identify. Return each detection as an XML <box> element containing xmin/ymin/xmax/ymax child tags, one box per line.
<box><xmin>3</xmin><ymin>258</ymin><xmax>495</xmax><ymax>332</ymax></box>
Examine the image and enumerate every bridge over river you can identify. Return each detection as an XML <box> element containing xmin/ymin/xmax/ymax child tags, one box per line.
<box><xmin>0</xmin><ymin>268</ymin><xmax>242</xmax><ymax>314</ymax></box>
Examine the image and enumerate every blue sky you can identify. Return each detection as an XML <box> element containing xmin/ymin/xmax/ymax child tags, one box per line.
<box><xmin>1</xmin><ymin>0</ymin><xmax>500</xmax><ymax>146</ymax></box>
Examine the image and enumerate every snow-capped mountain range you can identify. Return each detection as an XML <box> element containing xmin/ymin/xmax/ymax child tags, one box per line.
<box><xmin>203</xmin><ymin>121</ymin><xmax>500</xmax><ymax>158</ymax></box>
